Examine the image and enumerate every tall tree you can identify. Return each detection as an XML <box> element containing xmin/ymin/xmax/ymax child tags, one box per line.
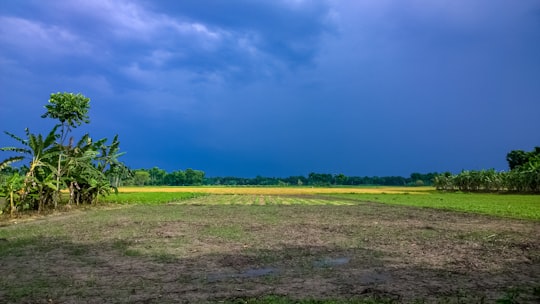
<box><xmin>41</xmin><ymin>92</ymin><xmax>91</xmax><ymax>207</ymax></box>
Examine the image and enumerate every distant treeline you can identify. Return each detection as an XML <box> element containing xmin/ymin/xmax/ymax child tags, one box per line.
<box><xmin>124</xmin><ymin>168</ymin><xmax>437</xmax><ymax>187</ymax></box>
<box><xmin>204</xmin><ymin>172</ymin><xmax>437</xmax><ymax>186</ymax></box>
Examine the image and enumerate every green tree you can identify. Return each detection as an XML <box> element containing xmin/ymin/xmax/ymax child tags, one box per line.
<box><xmin>334</xmin><ymin>173</ymin><xmax>348</xmax><ymax>185</ymax></box>
<box><xmin>507</xmin><ymin>150</ymin><xmax>529</xmax><ymax>170</ymax></box>
<box><xmin>41</xmin><ymin>92</ymin><xmax>90</xmax><ymax>139</ymax></box>
<box><xmin>41</xmin><ymin>92</ymin><xmax>91</xmax><ymax>207</ymax></box>
<box><xmin>148</xmin><ymin>167</ymin><xmax>167</xmax><ymax>185</ymax></box>
<box><xmin>165</xmin><ymin>170</ymin><xmax>186</xmax><ymax>186</ymax></box>
<box><xmin>506</xmin><ymin>147</ymin><xmax>540</xmax><ymax>170</ymax></box>
<box><xmin>185</xmin><ymin>168</ymin><xmax>204</xmax><ymax>185</ymax></box>
<box><xmin>133</xmin><ymin>170</ymin><xmax>150</xmax><ymax>186</ymax></box>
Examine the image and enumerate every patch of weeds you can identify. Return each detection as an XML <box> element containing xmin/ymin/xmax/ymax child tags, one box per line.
<box><xmin>5</xmin><ymin>286</ymin><xmax>35</xmax><ymax>302</ymax></box>
<box><xmin>4</xmin><ymin>276</ymin><xmax>72</xmax><ymax>303</ymax></box>
<box><xmin>124</xmin><ymin>248</ymin><xmax>142</xmax><ymax>257</ymax></box>
<box><xmin>496</xmin><ymin>287</ymin><xmax>525</xmax><ymax>304</ymax></box>
<box><xmin>0</xmin><ymin>238</ymin><xmax>26</xmax><ymax>256</ymax></box>
<box><xmin>203</xmin><ymin>225</ymin><xmax>246</xmax><ymax>241</ymax></box>
<box><xmin>68</xmin><ymin>245</ymin><xmax>87</xmax><ymax>256</ymax></box>
<box><xmin>111</xmin><ymin>238</ymin><xmax>132</xmax><ymax>251</ymax></box>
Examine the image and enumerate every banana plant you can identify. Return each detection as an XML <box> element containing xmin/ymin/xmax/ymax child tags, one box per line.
<box><xmin>0</xmin><ymin>172</ymin><xmax>24</xmax><ymax>216</ymax></box>
<box><xmin>1</xmin><ymin>126</ymin><xmax>59</xmax><ymax>207</ymax></box>
<box><xmin>95</xmin><ymin>134</ymin><xmax>128</xmax><ymax>192</ymax></box>
<box><xmin>61</xmin><ymin>134</ymin><xmax>99</xmax><ymax>205</ymax></box>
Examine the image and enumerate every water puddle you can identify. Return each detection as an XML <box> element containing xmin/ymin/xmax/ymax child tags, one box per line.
<box><xmin>313</xmin><ymin>257</ymin><xmax>351</xmax><ymax>268</ymax></box>
<box><xmin>242</xmin><ymin>267</ymin><xmax>277</xmax><ymax>277</ymax></box>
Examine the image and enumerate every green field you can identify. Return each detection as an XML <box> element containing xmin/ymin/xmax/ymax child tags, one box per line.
<box><xmin>101</xmin><ymin>189</ymin><xmax>540</xmax><ymax>220</ymax></box>
<box><xmin>328</xmin><ymin>192</ymin><xmax>540</xmax><ymax>220</ymax></box>
<box><xmin>1</xmin><ymin>188</ymin><xmax>539</xmax><ymax>303</ymax></box>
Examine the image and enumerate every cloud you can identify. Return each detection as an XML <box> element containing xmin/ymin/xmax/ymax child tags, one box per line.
<box><xmin>0</xmin><ymin>16</ymin><xmax>92</xmax><ymax>58</ymax></box>
<box><xmin>0</xmin><ymin>0</ymin><xmax>337</xmax><ymax>91</ymax></box>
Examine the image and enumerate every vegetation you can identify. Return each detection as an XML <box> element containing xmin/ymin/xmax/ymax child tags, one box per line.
<box><xmin>329</xmin><ymin>192</ymin><xmax>540</xmax><ymax>220</ymax></box>
<box><xmin>0</xmin><ymin>92</ymin><xmax>128</xmax><ymax>215</ymax></box>
<box><xmin>101</xmin><ymin>191</ymin><xmax>206</xmax><ymax>205</ymax></box>
<box><xmin>114</xmin><ymin>186</ymin><xmax>431</xmax><ymax>195</ymax></box>
<box><xmin>434</xmin><ymin>147</ymin><xmax>540</xmax><ymax>193</ymax></box>
<box><xmin>103</xmin><ymin>189</ymin><xmax>539</xmax><ymax>220</ymax></box>
<box><xmin>129</xmin><ymin>167</ymin><xmax>205</xmax><ymax>186</ymax></box>
<box><xmin>205</xmin><ymin>172</ymin><xmax>438</xmax><ymax>187</ymax></box>
<box><xmin>122</xmin><ymin>169</ymin><xmax>438</xmax><ymax>187</ymax></box>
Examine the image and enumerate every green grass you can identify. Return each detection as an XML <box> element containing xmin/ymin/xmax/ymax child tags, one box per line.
<box><xmin>100</xmin><ymin>191</ymin><xmax>540</xmax><ymax>220</ymax></box>
<box><xmin>203</xmin><ymin>224</ymin><xmax>247</xmax><ymax>241</ymax></box>
<box><xmin>328</xmin><ymin>192</ymin><xmax>540</xmax><ymax>220</ymax></box>
<box><xmin>100</xmin><ymin>191</ymin><xmax>206</xmax><ymax>204</ymax></box>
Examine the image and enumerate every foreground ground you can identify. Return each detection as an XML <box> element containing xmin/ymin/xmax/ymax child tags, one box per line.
<box><xmin>0</xmin><ymin>191</ymin><xmax>539</xmax><ymax>303</ymax></box>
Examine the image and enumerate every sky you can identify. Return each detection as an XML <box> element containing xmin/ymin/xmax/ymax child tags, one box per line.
<box><xmin>1</xmin><ymin>0</ymin><xmax>540</xmax><ymax>177</ymax></box>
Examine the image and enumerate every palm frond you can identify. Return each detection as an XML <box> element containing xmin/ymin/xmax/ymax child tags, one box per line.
<box><xmin>4</xmin><ymin>131</ymin><xmax>27</xmax><ymax>146</ymax></box>
<box><xmin>43</xmin><ymin>125</ymin><xmax>60</xmax><ymax>148</ymax></box>
<box><xmin>76</xmin><ymin>133</ymin><xmax>91</xmax><ymax>148</ymax></box>
<box><xmin>0</xmin><ymin>147</ymin><xmax>31</xmax><ymax>154</ymax></box>
<box><xmin>0</xmin><ymin>156</ymin><xmax>25</xmax><ymax>170</ymax></box>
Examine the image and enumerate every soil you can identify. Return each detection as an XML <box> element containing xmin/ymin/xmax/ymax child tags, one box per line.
<box><xmin>0</xmin><ymin>197</ymin><xmax>539</xmax><ymax>303</ymax></box>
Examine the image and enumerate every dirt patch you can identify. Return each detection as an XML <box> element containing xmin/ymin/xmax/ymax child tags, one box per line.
<box><xmin>0</xmin><ymin>197</ymin><xmax>539</xmax><ymax>303</ymax></box>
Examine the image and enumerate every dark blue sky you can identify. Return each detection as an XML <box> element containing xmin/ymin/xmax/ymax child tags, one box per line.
<box><xmin>1</xmin><ymin>0</ymin><xmax>540</xmax><ymax>177</ymax></box>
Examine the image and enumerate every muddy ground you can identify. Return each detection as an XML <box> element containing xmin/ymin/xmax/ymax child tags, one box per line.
<box><xmin>0</xmin><ymin>196</ymin><xmax>539</xmax><ymax>303</ymax></box>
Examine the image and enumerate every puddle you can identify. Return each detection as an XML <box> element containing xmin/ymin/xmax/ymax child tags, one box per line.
<box><xmin>313</xmin><ymin>257</ymin><xmax>351</xmax><ymax>268</ymax></box>
<box><xmin>207</xmin><ymin>267</ymin><xmax>278</xmax><ymax>282</ymax></box>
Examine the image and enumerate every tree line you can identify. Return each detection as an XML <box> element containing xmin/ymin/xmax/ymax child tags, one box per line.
<box><xmin>434</xmin><ymin>147</ymin><xmax>540</xmax><ymax>193</ymax></box>
<box><xmin>203</xmin><ymin>172</ymin><xmax>438</xmax><ymax>187</ymax></box>
<box><xmin>128</xmin><ymin>167</ymin><xmax>205</xmax><ymax>186</ymax></box>
<box><xmin>0</xmin><ymin>93</ymin><xmax>128</xmax><ymax>215</ymax></box>
<box><xmin>122</xmin><ymin>170</ymin><xmax>438</xmax><ymax>187</ymax></box>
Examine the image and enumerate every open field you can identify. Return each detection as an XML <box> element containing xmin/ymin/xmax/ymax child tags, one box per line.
<box><xmin>117</xmin><ymin>186</ymin><xmax>434</xmax><ymax>195</ymax></box>
<box><xmin>329</xmin><ymin>193</ymin><xmax>540</xmax><ymax>220</ymax></box>
<box><xmin>1</xmin><ymin>189</ymin><xmax>539</xmax><ymax>303</ymax></box>
<box><xmin>109</xmin><ymin>186</ymin><xmax>540</xmax><ymax>220</ymax></box>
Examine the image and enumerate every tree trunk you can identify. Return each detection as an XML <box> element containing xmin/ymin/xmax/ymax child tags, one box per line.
<box><xmin>68</xmin><ymin>181</ymin><xmax>75</xmax><ymax>205</ymax></box>
<box><xmin>9</xmin><ymin>191</ymin><xmax>14</xmax><ymax>217</ymax></box>
<box><xmin>54</xmin><ymin>152</ymin><xmax>62</xmax><ymax>209</ymax></box>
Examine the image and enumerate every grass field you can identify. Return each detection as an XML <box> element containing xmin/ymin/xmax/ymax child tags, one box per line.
<box><xmin>329</xmin><ymin>192</ymin><xmax>540</xmax><ymax>220</ymax></box>
<box><xmin>1</xmin><ymin>187</ymin><xmax>539</xmax><ymax>303</ymax></box>
<box><xmin>106</xmin><ymin>186</ymin><xmax>540</xmax><ymax>220</ymax></box>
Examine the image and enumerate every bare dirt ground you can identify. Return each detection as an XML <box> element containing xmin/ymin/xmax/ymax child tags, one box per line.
<box><xmin>0</xmin><ymin>196</ymin><xmax>539</xmax><ymax>303</ymax></box>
